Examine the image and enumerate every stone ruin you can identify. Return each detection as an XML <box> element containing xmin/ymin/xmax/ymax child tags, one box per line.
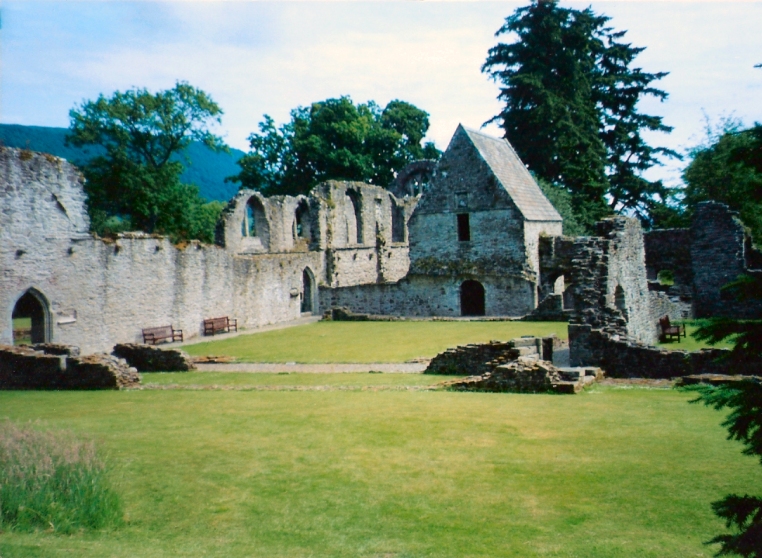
<box><xmin>425</xmin><ymin>336</ymin><xmax>600</xmax><ymax>394</ymax></box>
<box><xmin>1</xmin><ymin>122</ymin><xmax>760</xmax><ymax>387</ymax></box>
<box><xmin>0</xmin><ymin>344</ymin><xmax>139</xmax><ymax>390</ymax></box>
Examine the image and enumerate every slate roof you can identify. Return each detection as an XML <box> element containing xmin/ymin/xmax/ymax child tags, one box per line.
<box><xmin>462</xmin><ymin>126</ymin><xmax>562</xmax><ymax>222</ymax></box>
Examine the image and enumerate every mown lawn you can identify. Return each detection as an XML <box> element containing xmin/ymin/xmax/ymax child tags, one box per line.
<box><xmin>655</xmin><ymin>320</ymin><xmax>734</xmax><ymax>352</ymax></box>
<box><xmin>183</xmin><ymin>321</ymin><xmax>569</xmax><ymax>363</ymax></box>
<box><xmin>1</xmin><ymin>382</ymin><xmax>759</xmax><ymax>557</ymax></box>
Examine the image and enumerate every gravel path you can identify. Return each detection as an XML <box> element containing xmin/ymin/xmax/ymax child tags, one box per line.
<box><xmin>194</xmin><ymin>362</ymin><xmax>429</xmax><ymax>373</ymax></box>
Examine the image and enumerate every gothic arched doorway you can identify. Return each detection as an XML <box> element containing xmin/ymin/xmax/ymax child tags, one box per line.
<box><xmin>460</xmin><ymin>280</ymin><xmax>485</xmax><ymax>317</ymax></box>
<box><xmin>12</xmin><ymin>289</ymin><xmax>50</xmax><ymax>345</ymax></box>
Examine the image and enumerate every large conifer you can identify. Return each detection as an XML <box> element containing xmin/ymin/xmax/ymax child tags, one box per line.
<box><xmin>482</xmin><ymin>1</ymin><xmax>678</xmax><ymax>231</ymax></box>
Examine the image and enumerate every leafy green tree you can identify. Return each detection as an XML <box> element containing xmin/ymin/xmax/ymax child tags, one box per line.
<box><xmin>67</xmin><ymin>82</ymin><xmax>227</xmax><ymax>242</ymax></box>
<box><xmin>688</xmin><ymin>274</ymin><xmax>762</xmax><ymax>557</ymax></box>
<box><xmin>231</xmin><ymin>96</ymin><xmax>440</xmax><ymax>196</ymax></box>
<box><xmin>683</xmin><ymin>119</ymin><xmax>762</xmax><ymax>242</ymax></box>
<box><xmin>482</xmin><ymin>0</ymin><xmax>678</xmax><ymax>231</ymax></box>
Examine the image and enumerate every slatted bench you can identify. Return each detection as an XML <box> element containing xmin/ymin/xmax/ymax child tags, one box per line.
<box><xmin>203</xmin><ymin>316</ymin><xmax>238</xmax><ymax>336</ymax></box>
<box><xmin>142</xmin><ymin>325</ymin><xmax>183</xmax><ymax>345</ymax></box>
<box><xmin>658</xmin><ymin>316</ymin><xmax>686</xmax><ymax>342</ymax></box>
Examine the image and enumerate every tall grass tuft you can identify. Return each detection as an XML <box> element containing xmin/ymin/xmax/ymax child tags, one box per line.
<box><xmin>0</xmin><ymin>420</ymin><xmax>123</xmax><ymax>533</ymax></box>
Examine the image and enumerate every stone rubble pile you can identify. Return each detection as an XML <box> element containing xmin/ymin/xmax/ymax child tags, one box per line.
<box><xmin>112</xmin><ymin>343</ymin><xmax>196</xmax><ymax>372</ymax></box>
<box><xmin>0</xmin><ymin>344</ymin><xmax>139</xmax><ymax>389</ymax></box>
<box><xmin>443</xmin><ymin>357</ymin><xmax>601</xmax><ymax>394</ymax></box>
<box><xmin>425</xmin><ymin>335</ymin><xmax>596</xmax><ymax>394</ymax></box>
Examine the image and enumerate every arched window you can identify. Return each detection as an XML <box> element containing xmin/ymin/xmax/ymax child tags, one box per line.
<box><xmin>12</xmin><ymin>288</ymin><xmax>50</xmax><ymax>344</ymax></box>
<box><xmin>460</xmin><ymin>280</ymin><xmax>485</xmax><ymax>316</ymax></box>
<box><xmin>346</xmin><ymin>190</ymin><xmax>363</xmax><ymax>244</ymax></box>
<box><xmin>294</xmin><ymin>201</ymin><xmax>311</xmax><ymax>243</ymax></box>
<box><xmin>242</xmin><ymin>197</ymin><xmax>268</xmax><ymax>238</ymax></box>
<box><xmin>241</xmin><ymin>196</ymin><xmax>270</xmax><ymax>250</ymax></box>
<box><xmin>301</xmin><ymin>268</ymin><xmax>316</xmax><ymax>314</ymax></box>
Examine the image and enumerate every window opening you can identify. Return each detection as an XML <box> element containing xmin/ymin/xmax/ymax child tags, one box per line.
<box><xmin>301</xmin><ymin>269</ymin><xmax>314</xmax><ymax>313</ymax></box>
<box><xmin>346</xmin><ymin>190</ymin><xmax>363</xmax><ymax>244</ymax></box>
<box><xmin>391</xmin><ymin>200</ymin><xmax>405</xmax><ymax>243</ymax></box>
<box><xmin>457</xmin><ymin>213</ymin><xmax>470</xmax><ymax>242</ymax></box>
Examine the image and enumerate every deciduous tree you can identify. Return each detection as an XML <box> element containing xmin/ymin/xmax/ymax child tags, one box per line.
<box><xmin>231</xmin><ymin>96</ymin><xmax>440</xmax><ymax>196</ymax></box>
<box><xmin>683</xmin><ymin>119</ymin><xmax>762</xmax><ymax>242</ymax></box>
<box><xmin>67</xmin><ymin>82</ymin><xmax>227</xmax><ymax>242</ymax></box>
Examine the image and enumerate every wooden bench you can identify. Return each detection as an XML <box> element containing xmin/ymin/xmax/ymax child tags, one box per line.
<box><xmin>142</xmin><ymin>325</ymin><xmax>183</xmax><ymax>345</ymax></box>
<box><xmin>203</xmin><ymin>316</ymin><xmax>238</xmax><ymax>336</ymax></box>
<box><xmin>659</xmin><ymin>316</ymin><xmax>686</xmax><ymax>342</ymax></box>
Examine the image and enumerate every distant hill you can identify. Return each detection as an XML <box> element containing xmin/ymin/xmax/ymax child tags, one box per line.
<box><xmin>0</xmin><ymin>124</ymin><xmax>245</xmax><ymax>202</ymax></box>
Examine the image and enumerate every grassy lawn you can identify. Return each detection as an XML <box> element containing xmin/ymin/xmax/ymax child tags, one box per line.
<box><xmin>12</xmin><ymin>317</ymin><xmax>32</xmax><ymax>345</ymax></box>
<box><xmin>183</xmin><ymin>321</ymin><xmax>569</xmax><ymax>363</ymax></box>
<box><xmin>141</xmin><ymin>372</ymin><xmax>460</xmax><ymax>388</ymax></box>
<box><xmin>1</xmin><ymin>385</ymin><xmax>760</xmax><ymax>557</ymax></box>
<box><xmin>655</xmin><ymin>321</ymin><xmax>734</xmax><ymax>352</ymax></box>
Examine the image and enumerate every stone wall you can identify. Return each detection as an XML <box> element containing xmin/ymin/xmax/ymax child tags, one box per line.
<box><xmin>691</xmin><ymin>202</ymin><xmax>762</xmax><ymax>318</ymax></box>
<box><xmin>568</xmin><ymin>325</ymin><xmax>758</xmax><ymax>379</ymax></box>
<box><xmin>0</xmin><ymin>344</ymin><xmax>139</xmax><ymax>389</ymax></box>
<box><xmin>112</xmin><ymin>343</ymin><xmax>195</xmax><ymax>372</ymax></box>
<box><xmin>319</xmin><ymin>273</ymin><xmax>535</xmax><ymax>317</ymax></box>
<box><xmin>1</xmin><ymin>149</ymin><xmax>413</xmax><ymax>354</ymax></box>
<box><xmin>643</xmin><ymin>229</ymin><xmax>693</xmax><ymax>285</ymax></box>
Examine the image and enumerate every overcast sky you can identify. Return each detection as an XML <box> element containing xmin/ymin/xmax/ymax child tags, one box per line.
<box><xmin>1</xmin><ymin>1</ymin><xmax>761</xmax><ymax>187</ymax></box>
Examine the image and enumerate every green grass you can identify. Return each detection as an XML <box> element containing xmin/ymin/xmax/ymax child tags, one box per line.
<box><xmin>0</xmin><ymin>386</ymin><xmax>760</xmax><ymax>557</ymax></box>
<box><xmin>183</xmin><ymin>321</ymin><xmax>568</xmax><ymax>363</ymax></box>
<box><xmin>141</xmin><ymin>372</ymin><xmax>459</xmax><ymax>387</ymax></box>
<box><xmin>0</xmin><ymin>421</ymin><xmax>122</xmax><ymax>534</ymax></box>
<box><xmin>12</xmin><ymin>317</ymin><xmax>32</xmax><ymax>345</ymax></box>
<box><xmin>656</xmin><ymin>321</ymin><xmax>735</xmax><ymax>352</ymax></box>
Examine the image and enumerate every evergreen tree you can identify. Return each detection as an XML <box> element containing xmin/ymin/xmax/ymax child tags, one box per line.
<box><xmin>482</xmin><ymin>0</ymin><xmax>678</xmax><ymax>231</ymax></box>
<box><xmin>231</xmin><ymin>96</ymin><xmax>440</xmax><ymax>196</ymax></box>
<box><xmin>689</xmin><ymin>274</ymin><xmax>762</xmax><ymax>557</ymax></box>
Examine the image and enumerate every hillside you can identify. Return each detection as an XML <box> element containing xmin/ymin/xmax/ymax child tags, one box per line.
<box><xmin>0</xmin><ymin>124</ymin><xmax>244</xmax><ymax>202</ymax></box>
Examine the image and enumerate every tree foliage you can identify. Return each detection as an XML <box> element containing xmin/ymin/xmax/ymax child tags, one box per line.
<box><xmin>482</xmin><ymin>0</ymin><xmax>678</xmax><ymax>232</ymax></box>
<box><xmin>688</xmin><ymin>273</ymin><xmax>762</xmax><ymax>557</ymax></box>
<box><xmin>67</xmin><ymin>82</ymin><xmax>227</xmax><ymax>242</ymax></box>
<box><xmin>684</xmin><ymin>119</ymin><xmax>762</xmax><ymax>242</ymax></box>
<box><xmin>230</xmin><ymin>96</ymin><xmax>441</xmax><ymax>196</ymax></box>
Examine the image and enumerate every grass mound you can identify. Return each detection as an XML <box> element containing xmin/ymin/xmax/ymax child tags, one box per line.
<box><xmin>0</xmin><ymin>421</ymin><xmax>122</xmax><ymax>533</ymax></box>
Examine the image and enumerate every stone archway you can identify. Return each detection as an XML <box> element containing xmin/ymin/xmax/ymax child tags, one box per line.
<box><xmin>12</xmin><ymin>288</ymin><xmax>51</xmax><ymax>344</ymax></box>
<box><xmin>460</xmin><ymin>280</ymin><xmax>485</xmax><ymax>317</ymax></box>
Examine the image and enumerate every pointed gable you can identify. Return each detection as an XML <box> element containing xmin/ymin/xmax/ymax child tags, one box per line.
<box><xmin>460</xmin><ymin>126</ymin><xmax>561</xmax><ymax>222</ymax></box>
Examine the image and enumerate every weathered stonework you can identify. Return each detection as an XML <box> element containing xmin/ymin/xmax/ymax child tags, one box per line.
<box><xmin>112</xmin><ymin>343</ymin><xmax>195</xmax><ymax>372</ymax></box>
<box><xmin>320</xmin><ymin>125</ymin><xmax>563</xmax><ymax>318</ymax></box>
<box><xmin>0</xmin><ymin>344</ymin><xmax>139</xmax><ymax>389</ymax></box>
<box><xmin>1</xmin><ymin>148</ymin><xmax>414</xmax><ymax>354</ymax></box>
<box><xmin>643</xmin><ymin>202</ymin><xmax>762</xmax><ymax>320</ymax></box>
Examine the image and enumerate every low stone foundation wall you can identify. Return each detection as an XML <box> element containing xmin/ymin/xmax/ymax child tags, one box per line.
<box><xmin>445</xmin><ymin>359</ymin><xmax>564</xmax><ymax>393</ymax></box>
<box><xmin>112</xmin><ymin>343</ymin><xmax>195</xmax><ymax>372</ymax></box>
<box><xmin>0</xmin><ymin>345</ymin><xmax>139</xmax><ymax>389</ymax></box>
<box><xmin>569</xmin><ymin>324</ymin><xmax>755</xmax><ymax>379</ymax></box>
<box><xmin>425</xmin><ymin>336</ymin><xmax>560</xmax><ymax>376</ymax></box>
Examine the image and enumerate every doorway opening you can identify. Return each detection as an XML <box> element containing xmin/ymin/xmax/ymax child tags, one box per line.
<box><xmin>460</xmin><ymin>280</ymin><xmax>485</xmax><ymax>316</ymax></box>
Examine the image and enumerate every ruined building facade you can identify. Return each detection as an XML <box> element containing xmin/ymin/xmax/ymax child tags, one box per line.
<box><xmin>3</xmin><ymin>123</ymin><xmax>759</xmax><ymax>360</ymax></box>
